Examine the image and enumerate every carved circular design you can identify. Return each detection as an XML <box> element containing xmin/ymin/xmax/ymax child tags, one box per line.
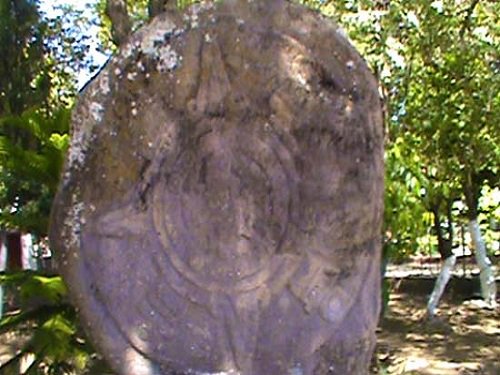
<box><xmin>49</xmin><ymin>1</ymin><xmax>385</xmax><ymax>372</ymax></box>
<box><xmin>153</xmin><ymin>125</ymin><xmax>297</xmax><ymax>292</ymax></box>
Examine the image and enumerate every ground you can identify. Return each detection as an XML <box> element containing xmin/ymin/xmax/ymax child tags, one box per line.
<box><xmin>374</xmin><ymin>292</ymin><xmax>499</xmax><ymax>375</ymax></box>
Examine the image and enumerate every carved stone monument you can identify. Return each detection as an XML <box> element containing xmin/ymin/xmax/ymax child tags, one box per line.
<box><xmin>50</xmin><ymin>1</ymin><xmax>384</xmax><ymax>374</ymax></box>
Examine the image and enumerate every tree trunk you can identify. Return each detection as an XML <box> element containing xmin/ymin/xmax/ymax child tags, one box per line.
<box><xmin>427</xmin><ymin>200</ymin><xmax>455</xmax><ymax>317</ymax></box>
<box><xmin>106</xmin><ymin>0</ymin><xmax>132</xmax><ymax>46</ymax></box>
<box><xmin>427</xmin><ymin>254</ymin><xmax>457</xmax><ymax>317</ymax></box>
<box><xmin>468</xmin><ymin>219</ymin><xmax>497</xmax><ymax>306</ymax></box>
<box><xmin>464</xmin><ymin>175</ymin><xmax>497</xmax><ymax>307</ymax></box>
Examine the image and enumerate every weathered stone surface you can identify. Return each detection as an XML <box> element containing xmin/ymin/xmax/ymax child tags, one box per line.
<box><xmin>49</xmin><ymin>1</ymin><xmax>384</xmax><ymax>374</ymax></box>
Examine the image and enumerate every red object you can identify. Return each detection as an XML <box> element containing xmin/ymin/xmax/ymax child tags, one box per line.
<box><xmin>6</xmin><ymin>232</ymin><xmax>22</xmax><ymax>270</ymax></box>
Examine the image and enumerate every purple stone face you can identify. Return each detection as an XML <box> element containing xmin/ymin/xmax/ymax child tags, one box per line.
<box><xmin>50</xmin><ymin>1</ymin><xmax>384</xmax><ymax>374</ymax></box>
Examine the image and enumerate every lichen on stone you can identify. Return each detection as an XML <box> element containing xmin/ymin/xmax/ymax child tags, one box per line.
<box><xmin>141</xmin><ymin>21</ymin><xmax>178</xmax><ymax>56</ymax></box>
<box><xmin>156</xmin><ymin>44</ymin><xmax>180</xmax><ymax>72</ymax></box>
<box><xmin>64</xmin><ymin>194</ymin><xmax>84</xmax><ymax>249</ymax></box>
<box><xmin>98</xmin><ymin>71</ymin><xmax>111</xmax><ymax>95</ymax></box>
<box><xmin>66</xmin><ymin>68</ymin><xmax>111</xmax><ymax>174</ymax></box>
<box><xmin>66</xmin><ymin>118</ymin><xmax>96</xmax><ymax>172</ymax></box>
<box><xmin>89</xmin><ymin>102</ymin><xmax>104</xmax><ymax>122</ymax></box>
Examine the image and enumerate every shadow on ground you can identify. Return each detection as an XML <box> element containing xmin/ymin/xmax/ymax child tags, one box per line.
<box><xmin>373</xmin><ymin>292</ymin><xmax>499</xmax><ymax>375</ymax></box>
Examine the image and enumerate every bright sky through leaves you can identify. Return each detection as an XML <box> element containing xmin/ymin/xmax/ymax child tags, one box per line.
<box><xmin>39</xmin><ymin>0</ymin><xmax>109</xmax><ymax>89</ymax></box>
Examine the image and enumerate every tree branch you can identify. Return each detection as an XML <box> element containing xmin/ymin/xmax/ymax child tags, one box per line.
<box><xmin>106</xmin><ymin>0</ymin><xmax>132</xmax><ymax>47</ymax></box>
<box><xmin>148</xmin><ymin>0</ymin><xmax>175</xmax><ymax>19</ymax></box>
<box><xmin>459</xmin><ymin>0</ymin><xmax>480</xmax><ymax>39</ymax></box>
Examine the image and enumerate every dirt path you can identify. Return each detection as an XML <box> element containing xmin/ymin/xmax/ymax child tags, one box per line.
<box><xmin>374</xmin><ymin>293</ymin><xmax>499</xmax><ymax>374</ymax></box>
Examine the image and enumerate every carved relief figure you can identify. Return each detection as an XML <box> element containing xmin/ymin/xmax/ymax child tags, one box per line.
<box><xmin>50</xmin><ymin>1</ymin><xmax>384</xmax><ymax>374</ymax></box>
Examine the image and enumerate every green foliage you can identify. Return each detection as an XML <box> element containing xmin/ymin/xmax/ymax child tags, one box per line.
<box><xmin>0</xmin><ymin>0</ymin><xmax>116</xmax><ymax>371</ymax></box>
<box><xmin>0</xmin><ymin>0</ymin><xmax>49</xmax><ymax>116</ymax></box>
<box><xmin>0</xmin><ymin>108</ymin><xmax>70</xmax><ymax>236</ymax></box>
<box><xmin>0</xmin><ymin>0</ymin><xmax>96</xmax><ymax>235</ymax></box>
<box><xmin>0</xmin><ymin>272</ymin><xmax>93</xmax><ymax>374</ymax></box>
<box><xmin>400</xmin><ymin>0</ymin><xmax>500</xmax><ymax>220</ymax></box>
<box><xmin>0</xmin><ymin>2</ymin><xmax>90</xmax><ymax>369</ymax></box>
<box><xmin>306</xmin><ymin>0</ymin><xmax>499</xmax><ymax>260</ymax></box>
<box><xmin>41</xmin><ymin>3</ymin><xmax>100</xmax><ymax>104</ymax></box>
<box><xmin>384</xmin><ymin>137</ymin><xmax>429</xmax><ymax>259</ymax></box>
<box><xmin>478</xmin><ymin>186</ymin><xmax>500</xmax><ymax>255</ymax></box>
<box><xmin>0</xmin><ymin>0</ymin><xmax>95</xmax><ymax>113</ymax></box>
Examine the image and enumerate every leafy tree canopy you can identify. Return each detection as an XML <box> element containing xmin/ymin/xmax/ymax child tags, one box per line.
<box><xmin>0</xmin><ymin>0</ymin><xmax>96</xmax><ymax>236</ymax></box>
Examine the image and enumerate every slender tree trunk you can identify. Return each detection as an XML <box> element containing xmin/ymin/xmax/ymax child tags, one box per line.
<box><xmin>464</xmin><ymin>177</ymin><xmax>497</xmax><ymax>307</ymax></box>
<box><xmin>468</xmin><ymin>218</ymin><xmax>497</xmax><ymax>306</ymax></box>
<box><xmin>427</xmin><ymin>254</ymin><xmax>456</xmax><ymax>316</ymax></box>
<box><xmin>427</xmin><ymin>202</ymin><xmax>456</xmax><ymax>317</ymax></box>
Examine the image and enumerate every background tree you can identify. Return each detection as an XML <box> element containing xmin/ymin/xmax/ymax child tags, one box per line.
<box><xmin>400</xmin><ymin>0</ymin><xmax>499</xmax><ymax>305</ymax></box>
<box><xmin>0</xmin><ymin>0</ymin><xmax>100</xmax><ymax>373</ymax></box>
<box><xmin>0</xmin><ymin>0</ymin><xmax>94</xmax><ymax>235</ymax></box>
<box><xmin>303</xmin><ymin>0</ymin><xmax>498</xmax><ymax>310</ymax></box>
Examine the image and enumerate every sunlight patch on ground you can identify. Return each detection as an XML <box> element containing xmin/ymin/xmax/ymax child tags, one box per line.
<box><xmin>387</xmin><ymin>356</ymin><xmax>482</xmax><ymax>374</ymax></box>
<box><xmin>377</xmin><ymin>292</ymin><xmax>499</xmax><ymax>374</ymax></box>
